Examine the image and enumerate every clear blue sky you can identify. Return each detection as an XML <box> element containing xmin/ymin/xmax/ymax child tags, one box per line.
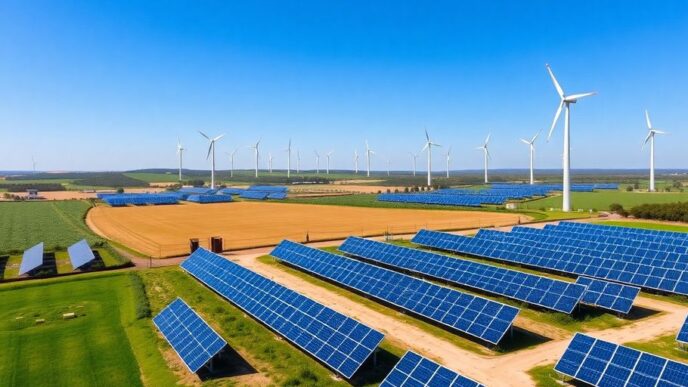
<box><xmin>1</xmin><ymin>1</ymin><xmax>687</xmax><ymax>172</ymax></box>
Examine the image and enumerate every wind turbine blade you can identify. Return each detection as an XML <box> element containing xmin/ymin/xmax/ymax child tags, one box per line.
<box><xmin>206</xmin><ymin>144</ymin><xmax>213</xmax><ymax>160</ymax></box>
<box><xmin>476</xmin><ymin>146</ymin><xmax>484</xmax><ymax>150</ymax></box>
<box><xmin>566</xmin><ymin>92</ymin><xmax>596</xmax><ymax>101</ymax></box>
<box><xmin>532</xmin><ymin>129</ymin><xmax>542</xmax><ymax>143</ymax></box>
<box><xmin>545</xmin><ymin>64</ymin><xmax>564</xmax><ymax>98</ymax></box>
<box><xmin>653</xmin><ymin>130</ymin><xmax>666</xmax><ymax>135</ymax></box>
<box><xmin>432</xmin><ymin>142</ymin><xmax>442</xmax><ymax>147</ymax></box>
<box><xmin>486</xmin><ymin>148</ymin><xmax>492</xmax><ymax>160</ymax></box>
<box><xmin>424</xmin><ymin>128</ymin><xmax>430</xmax><ymax>142</ymax></box>
<box><xmin>198</xmin><ymin>130</ymin><xmax>210</xmax><ymax>140</ymax></box>
<box><xmin>485</xmin><ymin>133</ymin><xmax>491</xmax><ymax>145</ymax></box>
<box><xmin>213</xmin><ymin>134</ymin><xmax>225</xmax><ymax>142</ymax></box>
<box><xmin>642</xmin><ymin>131</ymin><xmax>652</xmax><ymax>148</ymax></box>
<box><xmin>548</xmin><ymin>101</ymin><xmax>564</xmax><ymax>141</ymax></box>
<box><xmin>520</xmin><ymin>138</ymin><xmax>530</xmax><ymax>145</ymax></box>
<box><xmin>645</xmin><ymin>110</ymin><xmax>652</xmax><ymax>129</ymax></box>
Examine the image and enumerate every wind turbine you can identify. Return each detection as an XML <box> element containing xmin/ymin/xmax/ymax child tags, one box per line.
<box><xmin>445</xmin><ymin>147</ymin><xmax>452</xmax><ymax>178</ymax></box>
<box><xmin>326</xmin><ymin>151</ymin><xmax>334</xmax><ymax>174</ymax></box>
<box><xmin>422</xmin><ymin>129</ymin><xmax>441</xmax><ymax>186</ymax></box>
<box><xmin>520</xmin><ymin>130</ymin><xmax>541</xmax><ymax>185</ymax></box>
<box><xmin>386</xmin><ymin>158</ymin><xmax>391</xmax><ymax>176</ymax></box>
<box><xmin>476</xmin><ymin>134</ymin><xmax>490</xmax><ymax>184</ymax></box>
<box><xmin>285</xmin><ymin>139</ymin><xmax>292</xmax><ymax>178</ymax></box>
<box><xmin>176</xmin><ymin>138</ymin><xmax>185</xmax><ymax>181</ymax></box>
<box><xmin>365</xmin><ymin>141</ymin><xmax>374</xmax><ymax>177</ymax></box>
<box><xmin>643</xmin><ymin>110</ymin><xmax>666</xmax><ymax>192</ymax></box>
<box><xmin>248</xmin><ymin>138</ymin><xmax>261</xmax><ymax>178</ymax></box>
<box><xmin>409</xmin><ymin>152</ymin><xmax>419</xmax><ymax>177</ymax></box>
<box><xmin>198</xmin><ymin>131</ymin><xmax>225</xmax><ymax>189</ymax></box>
<box><xmin>32</xmin><ymin>156</ymin><xmax>36</xmax><ymax>174</ymax></box>
<box><xmin>354</xmin><ymin>150</ymin><xmax>359</xmax><ymax>174</ymax></box>
<box><xmin>546</xmin><ymin>64</ymin><xmax>596</xmax><ymax>212</ymax></box>
<box><xmin>296</xmin><ymin>149</ymin><xmax>301</xmax><ymax>173</ymax></box>
<box><xmin>227</xmin><ymin>148</ymin><xmax>238</xmax><ymax>178</ymax></box>
<box><xmin>268</xmin><ymin>152</ymin><xmax>273</xmax><ymax>173</ymax></box>
<box><xmin>314</xmin><ymin>150</ymin><xmax>321</xmax><ymax>174</ymax></box>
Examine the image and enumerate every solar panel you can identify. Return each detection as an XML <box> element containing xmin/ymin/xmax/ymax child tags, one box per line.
<box><xmin>554</xmin><ymin>333</ymin><xmax>688</xmax><ymax>386</ymax></box>
<box><xmin>575</xmin><ymin>277</ymin><xmax>640</xmax><ymax>314</ymax></box>
<box><xmin>181</xmin><ymin>248</ymin><xmax>384</xmax><ymax>378</ymax></box>
<box><xmin>678</xmin><ymin>315</ymin><xmax>688</xmax><ymax>345</ymax></box>
<box><xmin>152</xmin><ymin>298</ymin><xmax>227</xmax><ymax>373</ymax></box>
<box><xmin>19</xmin><ymin>242</ymin><xmax>44</xmax><ymax>275</ymax></box>
<box><xmin>67</xmin><ymin>239</ymin><xmax>96</xmax><ymax>270</ymax></box>
<box><xmin>339</xmin><ymin>237</ymin><xmax>585</xmax><ymax>314</ymax></box>
<box><xmin>271</xmin><ymin>240</ymin><xmax>519</xmax><ymax>345</ymax></box>
<box><xmin>381</xmin><ymin>351</ymin><xmax>484</xmax><ymax>387</ymax></box>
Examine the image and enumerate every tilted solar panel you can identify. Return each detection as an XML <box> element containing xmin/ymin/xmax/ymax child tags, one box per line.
<box><xmin>678</xmin><ymin>315</ymin><xmax>688</xmax><ymax>345</ymax></box>
<box><xmin>153</xmin><ymin>298</ymin><xmax>227</xmax><ymax>373</ymax></box>
<box><xmin>575</xmin><ymin>277</ymin><xmax>640</xmax><ymax>314</ymax></box>
<box><xmin>181</xmin><ymin>248</ymin><xmax>384</xmax><ymax>379</ymax></box>
<box><xmin>381</xmin><ymin>351</ymin><xmax>484</xmax><ymax>387</ymax></box>
<box><xmin>555</xmin><ymin>333</ymin><xmax>688</xmax><ymax>386</ymax></box>
<box><xmin>271</xmin><ymin>240</ymin><xmax>519</xmax><ymax>345</ymax></box>
<box><xmin>67</xmin><ymin>239</ymin><xmax>96</xmax><ymax>270</ymax></box>
<box><xmin>339</xmin><ymin>236</ymin><xmax>585</xmax><ymax>314</ymax></box>
<box><xmin>19</xmin><ymin>242</ymin><xmax>44</xmax><ymax>275</ymax></box>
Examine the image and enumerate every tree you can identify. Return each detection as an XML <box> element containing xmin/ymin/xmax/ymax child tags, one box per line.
<box><xmin>116</xmin><ymin>187</ymin><xmax>124</xmax><ymax>194</ymax></box>
<box><xmin>626</xmin><ymin>185</ymin><xmax>633</xmax><ymax>192</ymax></box>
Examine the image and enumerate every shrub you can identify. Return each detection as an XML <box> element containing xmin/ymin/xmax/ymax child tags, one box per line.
<box><xmin>626</xmin><ymin>185</ymin><xmax>633</xmax><ymax>192</ymax></box>
<box><xmin>130</xmin><ymin>274</ymin><xmax>151</xmax><ymax>319</ymax></box>
<box><xmin>630</xmin><ymin>201</ymin><xmax>688</xmax><ymax>222</ymax></box>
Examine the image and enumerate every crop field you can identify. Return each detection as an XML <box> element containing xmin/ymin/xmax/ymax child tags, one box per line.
<box><xmin>87</xmin><ymin>201</ymin><xmax>523</xmax><ymax>257</ymax></box>
<box><xmin>0</xmin><ymin>272</ymin><xmax>165</xmax><ymax>386</ymax></box>
<box><xmin>0</xmin><ymin>201</ymin><xmax>102</xmax><ymax>254</ymax></box>
<box><xmin>519</xmin><ymin>190</ymin><xmax>688</xmax><ymax>211</ymax></box>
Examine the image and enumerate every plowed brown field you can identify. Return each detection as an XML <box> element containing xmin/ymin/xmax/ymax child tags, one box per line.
<box><xmin>87</xmin><ymin>202</ymin><xmax>524</xmax><ymax>257</ymax></box>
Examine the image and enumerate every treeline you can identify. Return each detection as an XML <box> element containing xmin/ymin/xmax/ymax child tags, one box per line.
<box><xmin>629</xmin><ymin>202</ymin><xmax>688</xmax><ymax>223</ymax></box>
<box><xmin>6</xmin><ymin>172</ymin><xmax>149</xmax><ymax>188</ymax></box>
<box><xmin>0</xmin><ymin>183</ymin><xmax>65</xmax><ymax>192</ymax></box>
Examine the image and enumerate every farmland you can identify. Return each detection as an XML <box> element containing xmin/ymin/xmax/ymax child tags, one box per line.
<box><xmin>519</xmin><ymin>190</ymin><xmax>688</xmax><ymax>211</ymax></box>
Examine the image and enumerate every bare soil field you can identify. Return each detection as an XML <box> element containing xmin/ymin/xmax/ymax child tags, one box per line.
<box><xmin>87</xmin><ymin>201</ymin><xmax>522</xmax><ymax>257</ymax></box>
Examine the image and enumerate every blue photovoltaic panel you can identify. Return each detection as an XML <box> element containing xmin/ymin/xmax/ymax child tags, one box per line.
<box><xmin>239</xmin><ymin>191</ymin><xmax>269</xmax><ymax>200</ymax></box>
<box><xmin>19</xmin><ymin>242</ymin><xmax>44</xmax><ymax>275</ymax></box>
<box><xmin>554</xmin><ymin>333</ymin><xmax>688</xmax><ymax>386</ymax></box>
<box><xmin>339</xmin><ymin>237</ymin><xmax>585</xmax><ymax>314</ymax></box>
<box><xmin>678</xmin><ymin>315</ymin><xmax>688</xmax><ymax>344</ymax></box>
<box><xmin>575</xmin><ymin>277</ymin><xmax>640</xmax><ymax>314</ymax></box>
<box><xmin>381</xmin><ymin>351</ymin><xmax>484</xmax><ymax>387</ymax></box>
<box><xmin>271</xmin><ymin>240</ymin><xmax>519</xmax><ymax>345</ymax></box>
<box><xmin>181</xmin><ymin>248</ymin><xmax>384</xmax><ymax>379</ymax></box>
<box><xmin>152</xmin><ymin>298</ymin><xmax>227</xmax><ymax>373</ymax></box>
<box><xmin>67</xmin><ymin>239</ymin><xmax>96</xmax><ymax>270</ymax></box>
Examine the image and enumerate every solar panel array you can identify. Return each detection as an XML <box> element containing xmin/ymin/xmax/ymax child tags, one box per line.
<box><xmin>271</xmin><ymin>240</ymin><xmax>519</xmax><ymax>345</ymax></box>
<box><xmin>185</xmin><ymin>194</ymin><xmax>233</xmax><ymax>203</ymax></box>
<box><xmin>181</xmin><ymin>248</ymin><xmax>384</xmax><ymax>378</ymax></box>
<box><xmin>178</xmin><ymin>187</ymin><xmax>217</xmax><ymax>195</ymax></box>
<box><xmin>412</xmin><ymin>229</ymin><xmax>688</xmax><ymax>296</ymax></box>
<box><xmin>239</xmin><ymin>185</ymin><xmax>288</xmax><ymax>200</ymax></box>
<box><xmin>99</xmin><ymin>193</ymin><xmax>180</xmax><ymax>206</ymax></box>
<box><xmin>555</xmin><ymin>333</ymin><xmax>688</xmax><ymax>386</ymax></box>
<box><xmin>575</xmin><ymin>277</ymin><xmax>640</xmax><ymax>314</ymax></box>
<box><xmin>239</xmin><ymin>190</ymin><xmax>269</xmax><ymax>200</ymax></box>
<box><xmin>19</xmin><ymin>242</ymin><xmax>44</xmax><ymax>275</ymax></box>
<box><xmin>678</xmin><ymin>315</ymin><xmax>688</xmax><ymax>345</ymax></box>
<box><xmin>339</xmin><ymin>237</ymin><xmax>585</xmax><ymax>313</ymax></box>
<box><xmin>67</xmin><ymin>239</ymin><xmax>96</xmax><ymax>270</ymax></box>
<box><xmin>152</xmin><ymin>298</ymin><xmax>227</xmax><ymax>373</ymax></box>
<box><xmin>381</xmin><ymin>351</ymin><xmax>484</xmax><ymax>387</ymax></box>
<box><xmin>218</xmin><ymin>187</ymin><xmax>245</xmax><ymax>195</ymax></box>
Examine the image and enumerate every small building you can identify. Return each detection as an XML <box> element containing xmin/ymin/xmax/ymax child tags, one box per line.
<box><xmin>26</xmin><ymin>189</ymin><xmax>39</xmax><ymax>199</ymax></box>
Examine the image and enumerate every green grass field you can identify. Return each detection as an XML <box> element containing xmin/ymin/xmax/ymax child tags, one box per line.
<box><xmin>520</xmin><ymin>191</ymin><xmax>688</xmax><ymax>211</ymax></box>
<box><xmin>0</xmin><ymin>201</ymin><xmax>101</xmax><ymax>254</ymax></box>
<box><xmin>0</xmin><ymin>272</ymin><xmax>172</xmax><ymax>386</ymax></box>
<box><xmin>595</xmin><ymin>220</ymin><xmax>688</xmax><ymax>233</ymax></box>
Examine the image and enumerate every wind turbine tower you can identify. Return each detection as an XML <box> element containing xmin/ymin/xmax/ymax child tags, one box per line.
<box><xmin>643</xmin><ymin>110</ymin><xmax>666</xmax><ymax>192</ymax></box>
<box><xmin>409</xmin><ymin>152</ymin><xmax>418</xmax><ymax>177</ymax></box>
<box><xmin>476</xmin><ymin>134</ymin><xmax>491</xmax><ymax>184</ymax></box>
<box><xmin>248</xmin><ymin>139</ymin><xmax>261</xmax><ymax>178</ymax></box>
<box><xmin>176</xmin><ymin>138</ymin><xmax>185</xmax><ymax>181</ymax></box>
<box><xmin>198</xmin><ymin>131</ymin><xmax>225</xmax><ymax>189</ymax></box>
<box><xmin>314</xmin><ymin>151</ymin><xmax>320</xmax><ymax>174</ymax></box>
<box><xmin>422</xmin><ymin>129</ymin><xmax>441</xmax><ymax>186</ymax></box>
<box><xmin>354</xmin><ymin>150</ymin><xmax>359</xmax><ymax>174</ymax></box>
<box><xmin>520</xmin><ymin>130</ymin><xmax>541</xmax><ymax>185</ymax></box>
<box><xmin>365</xmin><ymin>141</ymin><xmax>374</xmax><ymax>177</ymax></box>
<box><xmin>445</xmin><ymin>147</ymin><xmax>452</xmax><ymax>178</ymax></box>
<box><xmin>296</xmin><ymin>150</ymin><xmax>301</xmax><ymax>173</ymax></box>
<box><xmin>546</xmin><ymin>64</ymin><xmax>596</xmax><ymax>212</ymax></box>
<box><xmin>285</xmin><ymin>139</ymin><xmax>292</xmax><ymax>178</ymax></box>
<box><xmin>268</xmin><ymin>153</ymin><xmax>273</xmax><ymax>173</ymax></box>
<box><xmin>326</xmin><ymin>151</ymin><xmax>334</xmax><ymax>174</ymax></box>
<box><xmin>227</xmin><ymin>148</ymin><xmax>238</xmax><ymax>178</ymax></box>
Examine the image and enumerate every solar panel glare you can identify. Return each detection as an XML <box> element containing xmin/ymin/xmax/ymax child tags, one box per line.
<box><xmin>19</xmin><ymin>242</ymin><xmax>44</xmax><ymax>275</ymax></box>
<box><xmin>67</xmin><ymin>239</ymin><xmax>96</xmax><ymax>270</ymax></box>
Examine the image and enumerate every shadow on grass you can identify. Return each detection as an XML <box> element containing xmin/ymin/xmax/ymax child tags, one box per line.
<box><xmin>198</xmin><ymin>345</ymin><xmax>258</xmax><ymax>381</ymax></box>
<box><xmin>30</xmin><ymin>252</ymin><xmax>57</xmax><ymax>277</ymax></box>
<box><xmin>574</xmin><ymin>304</ymin><xmax>659</xmax><ymax>321</ymax></box>
<box><xmin>497</xmin><ymin>326</ymin><xmax>551</xmax><ymax>353</ymax></box>
<box><xmin>350</xmin><ymin>347</ymin><xmax>401</xmax><ymax>386</ymax></box>
<box><xmin>78</xmin><ymin>250</ymin><xmax>106</xmax><ymax>271</ymax></box>
<box><xmin>0</xmin><ymin>255</ymin><xmax>8</xmax><ymax>278</ymax></box>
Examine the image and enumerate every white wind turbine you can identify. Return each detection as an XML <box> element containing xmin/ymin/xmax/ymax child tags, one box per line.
<box><xmin>354</xmin><ymin>150</ymin><xmax>359</xmax><ymax>174</ymax></box>
<box><xmin>198</xmin><ymin>131</ymin><xmax>225</xmax><ymax>189</ymax></box>
<box><xmin>314</xmin><ymin>150</ymin><xmax>321</xmax><ymax>174</ymax></box>
<box><xmin>445</xmin><ymin>147</ymin><xmax>452</xmax><ymax>178</ymax></box>
<box><xmin>365</xmin><ymin>141</ymin><xmax>374</xmax><ymax>177</ymax></box>
<box><xmin>248</xmin><ymin>138</ymin><xmax>261</xmax><ymax>178</ymax></box>
<box><xmin>227</xmin><ymin>148</ymin><xmax>238</xmax><ymax>178</ymax></box>
<box><xmin>422</xmin><ymin>129</ymin><xmax>441</xmax><ymax>186</ymax></box>
<box><xmin>386</xmin><ymin>158</ymin><xmax>391</xmax><ymax>176</ymax></box>
<box><xmin>326</xmin><ymin>151</ymin><xmax>334</xmax><ymax>174</ymax></box>
<box><xmin>285</xmin><ymin>139</ymin><xmax>292</xmax><ymax>178</ymax></box>
<box><xmin>409</xmin><ymin>152</ymin><xmax>419</xmax><ymax>176</ymax></box>
<box><xmin>643</xmin><ymin>110</ymin><xmax>666</xmax><ymax>192</ymax></box>
<box><xmin>296</xmin><ymin>149</ymin><xmax>301</xmax><ymax>173</ymax></box>
<box><xmin>520</xmin><ymin>130</ymin><xmax>541</xmax><ymax>185</ymax></box>
<box><xmin>268</xmin><ymin>152</ymin><xmax>273</xmax><ymax>173</ymax></box>
<box><xmin>176</xmin><ymin>138</ymin><xmax>185</xmax><ymax>181</ymax></box>
<box><xmin>546</xmin><ymin>64</ymin><xmax>596</xmax><ymax>212</ymax></box>
<box><xmin>476</xmin><ymin>134</ymin><xmax>491</xmax><ymax>184</ymax></box>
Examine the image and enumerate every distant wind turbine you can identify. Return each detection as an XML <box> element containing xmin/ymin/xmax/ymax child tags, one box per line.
<box><xmin>643</xmin><ymin>110</ymin><xmax>666</xmax><ymax>192</ymax></box>
<box><xmin>476</xmin><ymin>134</ymin><xmax>491</xmax><ymax>184</ymax></box>
<box><xmin>409</xmin><ymin>152</ymin><xmax>419</xmax><ymax>177</ymax></box>
<box><xmin>296</xmin><ymin>149</ymin><xmax>301</xmax><ymax>173</ymax></box>
<box><xmin>445</xmin><ymin>147</ymin><xmax>452</xmax><ymax>178</ymax></box>
<box><xmin>32</xmin><ymin>156</ymin><xmax>36</xmax><ymax>174</ymax></box>
<box><xmin>248</xmin><ymin>138</ymin><xmax>261</xmax><ymax>178</ymax></box>
<box><xmin>227</xmin><ymin>148</ymin><xmax>238</xmax><ymax>178</ymax></box>
<box><xmin>176</xmin><ymin>138</ymin><xmax>185</xmax><ymax>181</ymax></box>
<box><xmin>422</xmin><ymin>129</ymin><xmax>441</xmax><ymax>186</ymax></box>
<box><xmin>326</xmin><ymin>151</ymin><xmax>334</xmax><ymax>174</ymax></box>
<box><xmin>546</xmin><ymin>63</ymin><xmax>596</xmax><ymax>212</ymax></box>
<box><xmin>520</xmin><ymin>130</ymin><xmax>541</xmax><ymax>185</ymax></box>
<box><xmin>386</xmin><ymin>158</ymin><xmax>391</xmax><ymax>176</ymax></box>
<box><xmin>314</xmin><ymin>150</ymin><xmax>321</xmax><ymax>174</ymax></box>
<box><xmin>354</xmin><ymin>150</ymin><xmax>359</xmax><ymax>174</ymax></box>
<box><xmin>198</xmin><ymin>131</ymin><xmax>225</xmax><ymax>189</ymax></box>
<box><xmin>285</xmin><ymin>139</ymin><xmax>292</xmax><ymax>178</ymax></box>
<box><xmin>268</xmin><ymin>152</ymin><xmax>273</xmax><ymax>173</ymax></box>
<box><xmin>365</xmin><ymin>141</ymin><xmax>374</xmax><ymax>177</ymax></box>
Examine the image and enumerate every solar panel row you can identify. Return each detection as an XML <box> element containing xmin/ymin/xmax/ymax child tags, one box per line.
<box><xmin>153</xmin><ymin>298</ymin><xmax>227</xmax><ymax>373</ymax></box>
<box><xmin>338</xmin><ymin>236</ymin><xmax>585</xmax><ymax>314</ymax></box>
<box><xmin>381</xmin><ymin>351</ymin><xmax>484</xmax><ymax>387</ymax></box>
<box><xmin>186</xmin><ymin>194</ymin><xmax>233</xmax><ymax>203</ymax></box>
<box><xmin>555</xmin><ymin>333</ymin><xmax>688</xmax><ymax>386</ymax></box>
<box><xmin>270</xmin><ymin>240</ymin><xmax>519</xmax><ymax>345</ymax></box>
<box><xmin>67</xmin><ymin>239</ymin><xmax>96</xmax><ymax>270</ymax></box>
<box><xmin>181</xmin><ymin>248</ymin><xmax>384</xmax><ymax>378</ymax></box>
<box><xmin>575</xmin><ymin>277</ymin><xmax>639</xmax><ymax>314</ymax></box>
<box><xmin>678</xmin><ymin>315</ymin><xmax>688</xmax><ymax>345</ymax></box>
<box><xmin>19</xmin><ymin>242</ymin><xmax>44</xmax><ymax>275</ymax></box>
<box><xmin>101</xmin><ymin>193</ymin><xmax>180</xmax><ymax>206</ymax></box>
